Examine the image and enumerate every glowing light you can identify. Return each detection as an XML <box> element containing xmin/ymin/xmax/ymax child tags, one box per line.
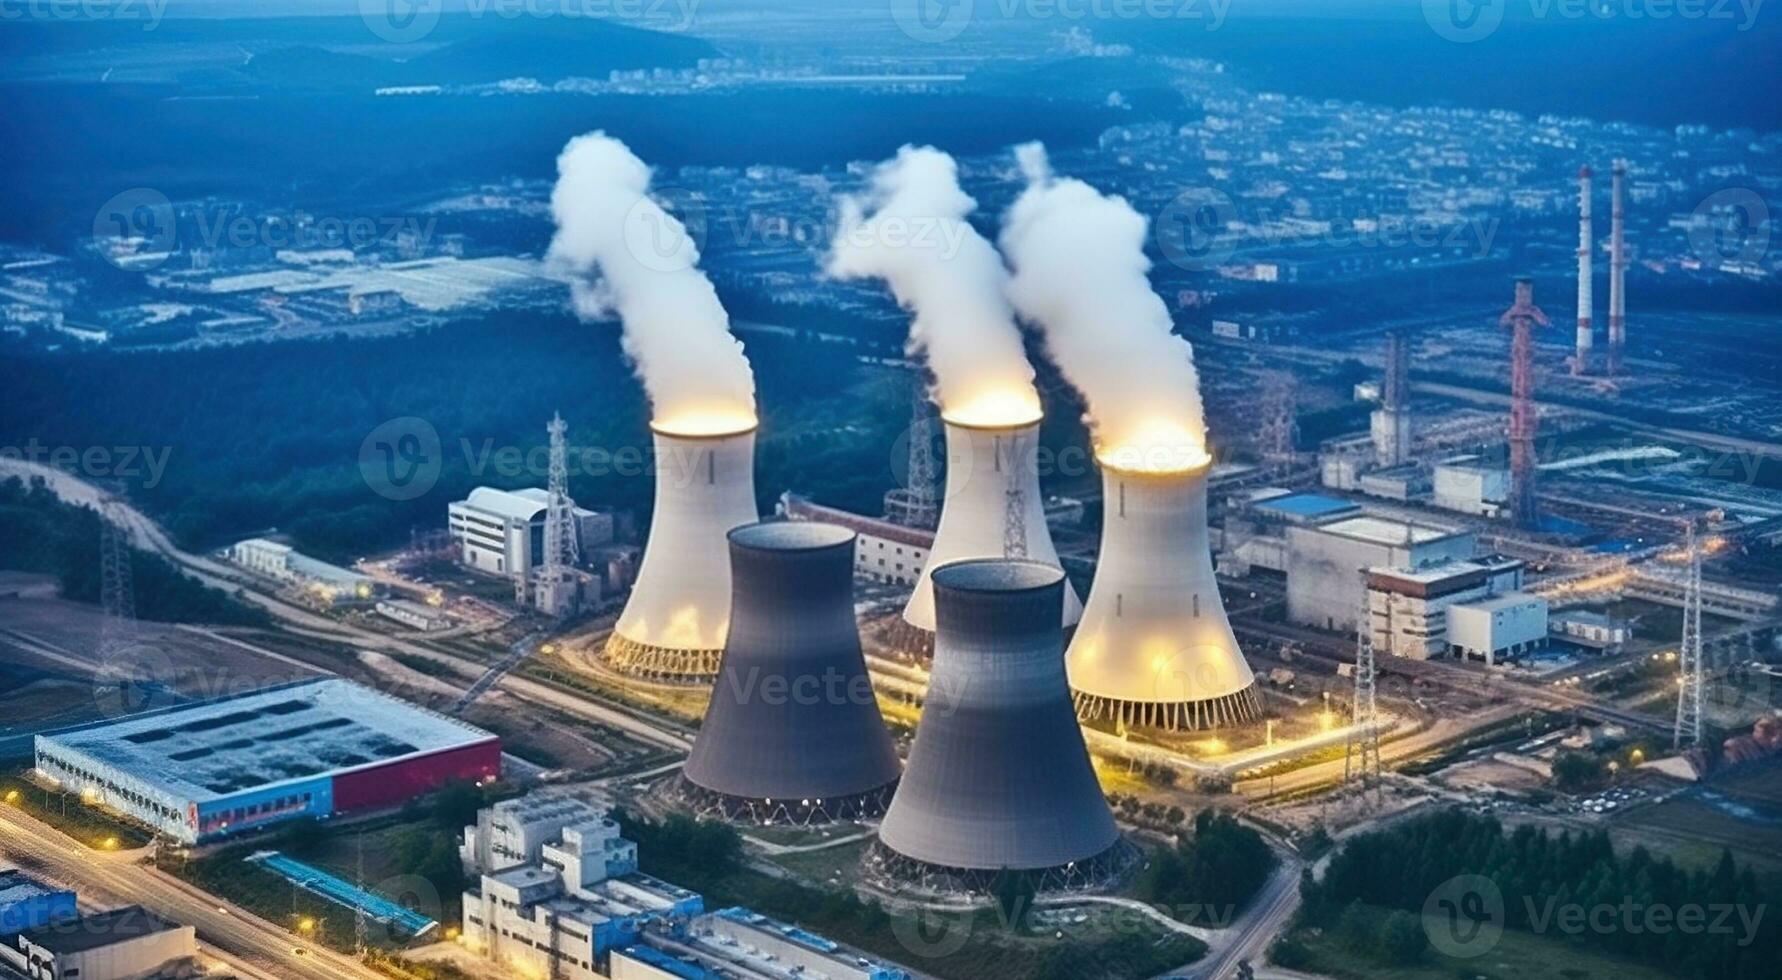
<box><xmin>4</xmin><ymin>790</ymin><xmax>18</xmax><ymax>803</ymax></box>
<box><xmin>101</xmin><ymin>837</ymin><xmax>118</xmax><ymax>850</ymax></box>
<box><xmin>1096</xmin><ymin>418</ymin><xmax>1211</xmax><ymax>474</ymax></box>
<box><xmin>940</xmin><ymin>388</ymin><xmax>1042</xmax><ymax>428</ymax></box>
<box><xmin>650</xmin><ymin>410</ymin><xmax>758</xmax><ymax>438</ymax></box>
<box><xmin>297</xmin><ymin>917</ymin><xmax>315</xmax><ymax>933</ymax></box>
<box><xmin>1318</xmin><ymin>710</ymin><xmax>1336</xmax><ymax>732</ymax></box>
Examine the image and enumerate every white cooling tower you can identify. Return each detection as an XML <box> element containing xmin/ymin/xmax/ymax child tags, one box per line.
<box><xmin>605</xmin><ymin>423</ymin><xmax>759</xmax><ymax>681</ymax></box>
<box><xmin>1067</xmin><ymin>459</ymin><xmax>1260</xmax><ymax>731</ymax></box>
<box><xmin>900</xmin><ymin>415</ymin><xmax>1081</xmax><ymax>638</ymax></box>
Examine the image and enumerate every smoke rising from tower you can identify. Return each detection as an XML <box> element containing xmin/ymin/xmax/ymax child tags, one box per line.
<box><xmin>547</xmin><ymin>132</ymin><xmax>755</xmax><ymax>434</ymax></box>
<box><xmin>1000</xmin><ymin>142</ymin><xmax>1207</xmax><ymax>470</ymax></box>
<box><xmin>828</xmin><ymin>146</ymin><xmax>1040</xmax><ymax>426</ymax></box>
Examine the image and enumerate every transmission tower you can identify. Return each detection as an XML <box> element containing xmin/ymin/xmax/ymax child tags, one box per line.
<box><xmin>533</xmin><ymin>412</ymin><xmax>581</xmax><ymax>617</ymax></box>
<box><xmin>98</xmin><ymin>500</ymin><xmax>137</xmax><ymax>660</ymax></box>
<box><xmin>1258</xmin><ymin>371</ymin><xmax>1299</xmax><ymax>476</ymax></box>
<box><xmin>1673</xmin><ymin>520</ymin><xmax>1706</xmax><ymax>749</ymax></box>
<box><xmin>1343</xmin><ymin>580</ymin><xmax>1381</xmax><ymax>795</ymax></box>
<box><xmin>885</xmin><ymin>380</ymin><xmax>940</xmax><ymax>529</ymax></box>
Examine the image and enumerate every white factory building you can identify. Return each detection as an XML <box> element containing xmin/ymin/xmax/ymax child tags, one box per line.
<box><xmin>778</xmin><ymin>492</ymin><xmax>931</xmax><ymax>587</ymax></box>
<box><xmin>1287</xmin><ymin>515</ymin><xmax>1476</xmax><ymax>633</ymax></box>
<box><xmin>448</xmin><ymin>486</ymin><xmax>613</xmax><ymax>587</ymax></box>
<box><xmin>1431</xmin><ymin>454</ymin><xmax>1511</xmax><ymax>516</ymax></box>
<box><xmin>1365</xmin><ymin>556</ymin><xmax>1527</xmax><ymax>660</ymax></box>
<box><xmin>227</xmin><ymin>537</ymin><xmax>376</xmax><ymax>602</ymax></box>
<box><xmin>2</xmin><ymin>906</ymin><xmax>196</xmax><ymax>980</ymax></box>
<box><xmin>1447</xmin><ymin>593</ymin><xmax>1549</xmax><ymax>664</ymax></box>
<box><xmin>374</xmin><ymin>598</ymin><xmax>453</xmax><ymax>632</ymax></box>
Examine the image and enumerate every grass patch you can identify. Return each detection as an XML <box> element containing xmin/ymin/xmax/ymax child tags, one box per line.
<box><xmin>2</xmin><ymin>772</ymin><xmax>154</xmax><ymax>850</ymax></box>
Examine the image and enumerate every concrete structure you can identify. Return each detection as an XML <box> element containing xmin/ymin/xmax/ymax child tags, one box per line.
<box><xmin>1221</xmin><ymin>490</ymin><xmax>1360</xmax><ymax>575</ymax></box>
<box><xmin>606</xmin><ymin>424</ymin><xmax>758</xmax><ymax>681</ymax></box>
<box><xmin>1</xmin><ymin>906</ymin><xmax>195</xmax><ymax>980</ymax></box>
<box><xmin>1447</xmin><ymin>592</ymin><xmax>1549</xmax><ymax>664</ymax></box>
<box><xmin>1068</xmin><ymin>461</ymin><xmax>1260</xmax><ymax>731</ymax></box>
<box><xmin>900</xmin><ymin>416</ymin><xmax>1081</xmax><ymax>641</ymax></box>
<box><xmin>1574</xmin><ymin>165</ymin><xmax>1595</xmax><ymax>375</ymax></box>
<box><xmin>1358</xmin><ymin>463</ymin><xmax>1429</xmax><ymax>502</ymax></box>
<box><xmin>227</xmin><ymin>537</ymin><xmax>376</xmax><ymax>603</ymax></box>
<box><xmin>680</xmin><ymin>522</ymin><xmax>901</xmax><ymax>824</ymax></box>
<box><xmin>778</xmin><ymin>493</ymin><xmax>931</xmax><ymax>587</ymax></box>
<box><xmin>0</xmin><ymin>871</ymin><xmax>75</xmax><ymax>938</ymax></box>
<box><xmin>697</xmin><ymin>908</ymin><xmax>909</xmax><ymax>980</ymax></box>
<box><xmin>1371</xmin><ymin>329</ymin><xmax>1411</xmax><ymax>466</ymax></box>
<box><xmin>1365</xmin><ymin>556</ymin><xmax>1525</xmax><ymax>659</ymax></box>
<box><xmin>35</xmin><ymin>678</ymin><xmax>500</xmax><ymax>844</ymax></box>
<box><xmin>448</xmin><ymin>486</ymin><xmax>611</xmax><ymax>586</ymax></box>
<box><xmin>1288</xmin><ymin>516</ymin><xmax>1476</xmax><ymax>633</ymax></box>
<box><xmin>1608</xmin><ymin>159</ymin><xmax>1628</xmax><ymax>375</ymax></box>
<box><xmin>375</xmin><ymin>598</ymin><xmax>452</xmax><ymax>631</ymax></box>
<box><xmin>1552</xmin><ymin>610</ymin><xmax>1632</xmax><ymax>651</ymax></box>
<box><xmin>1501</xmin><ymin>277</ymin><xmax>1551</xmax><ymax>528</ymax></box>
<box><xmin>460</xmin><ymin>793</ymin><xmax>609</xmax><ymax>876</ymax></box>
<box><xmin>1432</xmin><ymin>455</ymin><xmax>1511</xmax><ymax>516</ymax></box>
<box><xmin>460</xmin><ymin>797</ymin><xmax>704</xmax><ymax>980</ymax></box>
<box><xmin>875</xmin><ymin>560</ymin><xmax>1126</xmax><ymax>892</ymax></box>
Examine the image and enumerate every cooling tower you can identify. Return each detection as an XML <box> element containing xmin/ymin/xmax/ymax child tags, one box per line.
<box><xmin>899</xmin><ymin>415</ymin><xmax>1081</xmax><ymax>641</ymax></box>
<box><xmin>605</xmin><ymin>423</ymin><xmax>759</xmax><ymax>681</ymax></box>
<box><xmin>680</xmin><ymin>521</ymin><xmax>900</xmax><ymax>823</ymax></box>
<box><xmin>873</xmin><ymin>559</ymin><xmax>1129</xmax><ymax>893</ymax></box>
<box><xmin>1067</xmin><ymin>459</ymin><xmax>1260</xmax><ymax>731</ymax></box>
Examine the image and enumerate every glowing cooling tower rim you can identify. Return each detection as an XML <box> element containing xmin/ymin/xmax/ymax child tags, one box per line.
<box><xmin>875</xmin><ymin>558</ymin><xmax>1127</xmax><ymax>888</ymax></box>
<box><xmin>1067</xmin><ymin>456</ymin><xmax>1261</xmax><ymax>731</ymax></box>
<box><xmin>900</xmin><ymin>413</ymin><xmax>1082</xmax><ymax>635</ymax></box>
<box><xmin>605</xmin><ymin>421</ymin><xmax>759</xmax><ymax>681</ymax></box>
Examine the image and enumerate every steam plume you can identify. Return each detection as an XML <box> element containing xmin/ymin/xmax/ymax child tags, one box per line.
<box><xmin>547</xmin><ymin>132</ymin><xmax>755</xmax><ymax>432</ymax></box>
<box><xmin>1001</xmin><ymin>142</ymin><xmax>1207</xmax><ymax>469</ymax></box>
<box><xmin>828</xmin><ymin>145</ymin><xmax>1039</xmax><ymax>425</ymax></box>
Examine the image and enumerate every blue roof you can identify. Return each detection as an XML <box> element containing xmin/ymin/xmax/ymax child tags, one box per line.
<box><xmin>618</xmin><ymin>945</ymin><xmax>711</xmax><ymax>979</ymax></box>
<box><xmin>1254</xmin><ymin>493</ymin><xmax>1357</xmax><ymax>518</ymax></box>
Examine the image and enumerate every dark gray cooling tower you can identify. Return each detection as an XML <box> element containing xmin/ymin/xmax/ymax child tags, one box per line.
<box><xmin>680</xmin><ymin>521</ymin><xmax>901</xmax><ymax>824</ymax></box>
<box><xmin>874</xmin><ymin>559</ymin><xmax>1126</xmax><ymax>890</ymax></box>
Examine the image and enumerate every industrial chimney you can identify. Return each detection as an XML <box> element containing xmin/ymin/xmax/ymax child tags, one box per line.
<box><xmin>1574</xmin><ymin>165</ymin><xmax>1594</xmax><ymax>376</ymax></box>
<box><xmin>604</xmin><ymin>421</ymin><xmax>759</xmax><ymax>681</ymax></box>
<box><xmin>679</xmin><ymin>521</ymin><xmax>901</xmax><ymax>824</ymax></box>
<box><xmin>1370</xmin><ymin>330</ymin><xmax>1410</xmax><ymax>467</ymax></box>
<box><xmin>1608</xmin><ymin>159</ymin><xmax>1628</xmax><ymax>376</ymax></box>
<box><xmin>898</xmin><ymin>413</ymin><xmax>1081</xmax><ymax>646</ymax></box>
<box><xmin>873</xmin><ymin>559</ymin><xmax>1129</xmax><ymax>893</ymax></box>
<box><xmin>1067</xmin><ymin>458</ymin><xmax>1261</xmax><ymax>731</ymax></box>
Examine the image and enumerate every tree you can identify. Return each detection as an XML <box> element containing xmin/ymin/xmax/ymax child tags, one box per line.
<box><xmin>991</xmin><ymin>868</ymin><xmax>1035</xmax><ymax>934</ymax></box>
<box><xmin>1377</xmin><ymin>909</ymin><xmax>1427</xmax><ymax>965</ymax></box>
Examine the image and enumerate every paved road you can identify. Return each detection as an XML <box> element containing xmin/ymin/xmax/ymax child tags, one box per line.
<box><xmin>0</xmin><ymin>805</ymin><xmax>376</xmax><ymax>980</ymax></box>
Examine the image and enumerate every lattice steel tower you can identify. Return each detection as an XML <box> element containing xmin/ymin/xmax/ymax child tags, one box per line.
<box><xmin>1500</xmin><ymin>278</ymin><xmax>1550</xmax><ymax>530</ymax></box>
<box><xmin>1344</xmin><ymin>582</ymin><xmax>1381</xmax><ymax>793</ymax></box>
<box><xmin>1673</xmin><ymin>520</ymin><xmax>1705</xmax><ymax>749</ymax></box>
<box><xmin>885</xmin><ymin>380</ymin><xmax>940</xmax><ymax>530</ymax></box>
<box><xmin>98</xmin><ymin>500</ymin><xmax>136</xmax><ymax>660</ymax></box>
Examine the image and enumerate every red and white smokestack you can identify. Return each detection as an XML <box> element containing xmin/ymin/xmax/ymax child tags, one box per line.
<box><xmin>1573</xmin><ymin>165</ymin><xmax>1593</xmax><ymax>376</ymax></box>
<box><xmin>1608</xmin><ymin>159</ymin><xmax>1627</xmax><ymax>375</ymax></box>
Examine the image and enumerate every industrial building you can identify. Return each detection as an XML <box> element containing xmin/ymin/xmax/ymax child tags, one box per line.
<box><xmin>900</xmin><ymin>414</ymin><xmax>1081</xmax><ymax>642</ymax></box>
<box><xmin>227</xmin><ymin>537</ymin><xmax>377</xmax><ymax>603</ymax></box>
<box><xmin>1552</xmin><ymin>610</ymin><xmax>1632</xmax><ymax>651</ymax></box>
<box><xmin>875</xmin><ymin>560</ymin><xmax>1127</xmax><ymax>892</ymax></box>
<box><xmin>606</xmin><ymin>423</ymin><xmax>759</xmax><ymax>681</ymax></box>
<box><xmin>1287</xmin><ymin>516</ymin><xmax>1476</xmax><ymax>633</ymax></box>
<box><xmin>1</xmin><ymin>906</ymin><xmax>195</xmax><ymax>980</ymax></box>
<box><xmin>461</xmin><ymin>793</ymin><xmax>618</xmax><ymax>876</ymax></box>
<box><xmin>448</xmin><ymin>486</ymin><xmax>613</xmax><ymax>586</ymax></box>
<box><xmin>679</xmin><ymin>522</ymin><xmax>901</xmax><ymax>824</ymax></box>
<box><xmin>1067</xmin><ymin>459</ymin><xmax>1261</xmax><ymax>731</ymax></box>
<box><xmin>375</xmin><ymin>597</ymin><xmax>453</xmax><ymax>631</ymax></box>
<box><xmin>34</xmin><ymin>678</ymin><xmax>500</xmax><ymax>844</ymax></box>
<box><xmin>1365</xmin><ymin>556</ymin><xmax>1526</xmax><ymax>659</ymax></box>
<box><xmin>778</xmin><ymin>492</ymin><xmax>932</xmax><ymax>587</ymax></box>
<box><xmin>0</xmin><ymin>870</ymin><xmax>74</xmax><ymax>939</ymax></box>
<box><xmin>1220</xmin><ymin>489</ymin><xmax>1361</xmax><ymax>574</ymax></box>
<box><xmin>1432</xmin><ymin>455</ymin><xmax>1511</xmax><ymax>516</ymax></box>
<box><xmin>1447</xmin><ymin>593</ymin><xmax>1550</xmax><ymax>665</ymax></box>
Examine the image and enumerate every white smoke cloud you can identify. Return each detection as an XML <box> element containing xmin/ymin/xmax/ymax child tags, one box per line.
<box><xmin>547</xmin><ymin>132</ymin><xmax>755</xmax><ymax>432</ymax></box>
<box><xmin>827</xmin><ymin>145</ymin><xmax>1040</xmax><ymax>426</ymax></box>
<box><xmin>1000</xmin><ymin>142</ymin><xmax>1209</xmax><ymax>469</ymax></box>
